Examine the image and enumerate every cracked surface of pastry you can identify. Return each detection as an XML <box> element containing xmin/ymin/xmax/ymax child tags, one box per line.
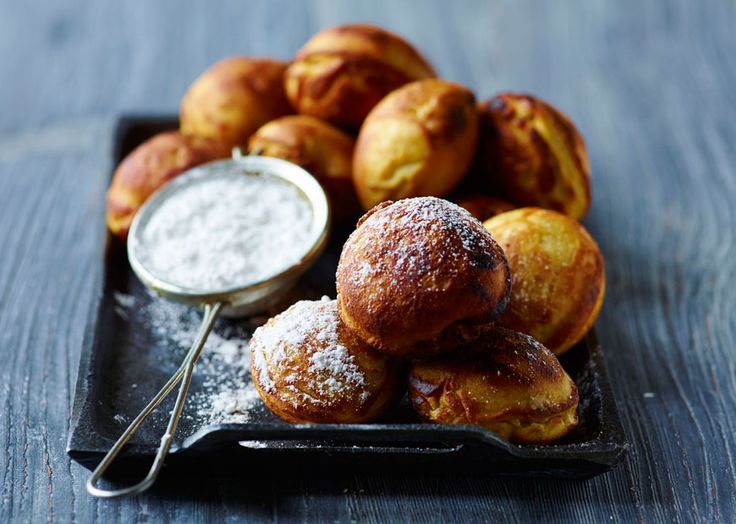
<box><xmin>475</xmin><ymin>93</ymin><xmax>591</xmax><ymax>220</ymax></box>
<box><xmin>284</xmin><ymin>24</ymin><xmax>436</xmax><ymax>130</ymax></box>
<box><xmin>484</xmin><ymin>207</ymin><xmax>605</xmax><ymax>355</ymax></box>
<box><xmin>337</xmin><ymin>197</ymin><xmax>511</xmax><ymax>357</ymax></box>
<box><xmin>250</xmin><ymin>298</ymin><xmax>404</xmax><ymax>424</ymax></box>
<box><xmin>408</xmin><ymin>327</ymin><xmax>579</xmax><ymax>444</ymax></box>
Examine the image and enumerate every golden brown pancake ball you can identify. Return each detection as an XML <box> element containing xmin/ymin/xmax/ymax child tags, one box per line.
<box><xmin>248</xmin><ymin>115</ymin><xmax>360</xmax><ymax>221</ymax></box>
<box><xmin>483</xmin><ymin>207</ymin><xmax>605</xmax><ymax>355</ymax></box>
<box><xmin>180</xmin><ymin>57</ymin><xmax>292</xmax><ymax>147</ymax></box>
<box><xmin>455</xmin><ymin>194</ymin><xmax>516</xmax><ymax>222</ymax></box>
<box><xmin>106</xmin><ymin>131</ymin><xmax>230</xmax><ymax>240</ymax></box>
<box><xmin>409</xmin><ymin>327</ymin><xmax>579</xmax><ymax>444</ymax></box>
<box><xmin>352</xmin><ymin>79</ymin><xmax>479</xmax><ymax>210</ymax></box>
<box><xmin>476</xmin><ymin>93</ymin><xmax>591</xmax><ymax>220</ymax></box>
<box><xmin>284</xmin><ymin>24</ymin><xmax>436</xmax><ymax>130</ymax></box>
<box><xmin>250</xmin><ymin>298</ymin><xmax>404</xmax><ymax>423</ymax></box>
<box><xmin>336</xmin><ymin>197</ymin><xmax>511</xmax><ymax>357</ymax></box>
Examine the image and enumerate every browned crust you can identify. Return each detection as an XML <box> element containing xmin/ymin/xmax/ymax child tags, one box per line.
<box><xmin>249</xmin><ymin>299</ymin><xmax>405</xmax><ymax>424</ymax></box>
<box><xmin>105</xmin><ymin>131</ymin><xmax>231</xmax><ymax>239</ymax></box>
<box><xmin>475</xmin><ymin>93</ymin><xmax>591</xmax><ymax>220</ymax></box>
<box><xmin>294</xmin><ymin>23</ymin><xmax>436</xmax><ymax>80</ymax></box>
<box><xmin>352</xmin><ymin>79</ymin><xmax>480</xmax><ymax>209</ymax></box>
<box><xmin>484</xmin><ymin>207</ymin><xmax>605</xmax><ymax>355</ymax></box>
<box><xmin>408</xmin><ymin>327</ymin><xmax>579</xmax><ymax>444</ymax></box>
<box><xmin>248</xmin><ymin>115</ymin><xmax>360</xmax><ymax>220</ymax></box>
<box><xmin>366</xmin><ymin>79</ymin><xmax>477</xmax><ymax>146</ymax></box>
<box><xmin>336</xmin><ymin>198</ymin><xmax>511</xmax><ymax>357</ymax></box>
<box><xmin>285</xmin><ymin>53</ymin><xmax>423</xmax><ymax>130</ymax></box>
<box><xmin>180</xmin><ymin>57</ymin><xmax>292</xmax><ymax>146</ymax></box>
<box><xmin>285</xmin><ymin>24</ymin><xmax>436</xmax><ymax>130</ymax></box>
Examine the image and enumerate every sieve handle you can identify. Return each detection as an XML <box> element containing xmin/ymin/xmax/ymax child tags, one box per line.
<box><xmin>86</xmin><ymin>302</ymin><xmax>224</xmax><ymax>498</ymax></box>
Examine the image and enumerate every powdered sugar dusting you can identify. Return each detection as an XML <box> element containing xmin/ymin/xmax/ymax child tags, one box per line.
<box><xmin>343</xmin><ymin>197</ymin><xmax>498</xmax><ymax>290</ymax></box>
<box><xmin>251</xmin><ymin>297</ymin><xmax>369</xmax><ymax>406</ymax></box>
<box><xmin>137</xmin><ymin>171</ymin><xmax>313</xmax><ymax>291</ymax></box>
<box><xmin>308</xmin><ymin>344</ymin><xmax>366</xmax><ymax>395</ymax></box>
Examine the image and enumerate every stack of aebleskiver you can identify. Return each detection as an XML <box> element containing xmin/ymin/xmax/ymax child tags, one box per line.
<box><xmin>251</xmin><ymin>197</ymin><xmax>604</xmax><ymax>444</ymax></box>
<box><xmin>104</xmin><ymin>23</ymin><xmax>607</xmax><ymax>444</ymax></box>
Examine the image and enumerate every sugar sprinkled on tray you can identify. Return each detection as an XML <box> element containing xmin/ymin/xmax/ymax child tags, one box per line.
<box><xmin>113</xmin><ymin>291</ymin><xmax>263</xmax><ymax>427</ymax></box>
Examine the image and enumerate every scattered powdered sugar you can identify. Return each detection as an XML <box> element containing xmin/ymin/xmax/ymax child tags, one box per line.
<box><xmin>368</xmin><ymin>197</ymin><xmax>489</xmax><ymax>247</ymax></box>
<box><xmin>113</xmin><ymin>291</ymin><xmax>263</xmax><ymax>426</ymax></box>
<box><xmin>207</xmin><ymin>338</ymin><xmax>243</xmax><ymax>366</ymax></box>
<box><xmin>206</xmin><ymin>387</ymin><xmax>262</xmax><ymax>423</ymax></box>
<box><xmin>136</xmin><ymin>172</ymin><xmax>313</xmax><ymax>291</ymax></box>
<box><xmin>251</xmin><ymin>297</ymin><xmax>369</xmax><ymax>405</ymax></box>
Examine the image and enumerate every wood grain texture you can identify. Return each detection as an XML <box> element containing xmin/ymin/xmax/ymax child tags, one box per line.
<box><xmin>1</xmin><ymin>0</ymin><xmax>735</xmax><ymax>522</ymax></box>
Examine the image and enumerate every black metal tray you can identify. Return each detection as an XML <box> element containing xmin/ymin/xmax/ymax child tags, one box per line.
<box><xmin>67</xmin><ymin>115</ymin><xmax>627</xmax><ymax>479</ymax></box>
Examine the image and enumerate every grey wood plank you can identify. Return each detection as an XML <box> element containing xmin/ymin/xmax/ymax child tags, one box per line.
<box><xmin>0</xmin><ymin>0</ymin><xmax>735</xmax><ymax>522</ymax></box>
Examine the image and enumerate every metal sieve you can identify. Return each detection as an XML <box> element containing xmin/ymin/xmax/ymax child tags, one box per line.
<box><xmin>87</xmin><ymin>151</ymin><xmax>330</xmax><ymax>498</ymax></box>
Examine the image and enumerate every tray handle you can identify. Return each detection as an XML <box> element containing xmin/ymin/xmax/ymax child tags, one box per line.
<box><xmin>182</xmin><ymin>425</ymin><xmax>468</xmax><ymax>456</ymax></box>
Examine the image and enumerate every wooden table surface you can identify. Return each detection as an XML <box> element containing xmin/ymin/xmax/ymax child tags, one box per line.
<box><xmin>1</xmin><ymin>0</ymin><xmax>734</xmax><ymax>522</ymax></box>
